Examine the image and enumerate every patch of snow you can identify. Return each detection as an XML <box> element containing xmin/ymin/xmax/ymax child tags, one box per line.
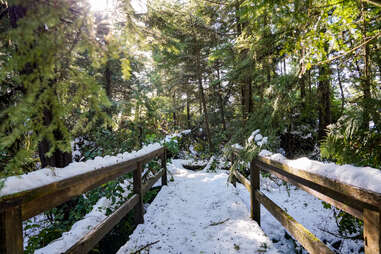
<box><xmin>257</xmin><ymin>137</ymin><xmax>268</xmax><ymax>147</ymax></box>
<box><xmin>232</xmin><ymin>143</ymin><xmax>243</xmax><ymax>150</ymax></box>
<box><xmin>189</xmin><ymin>145</ymin><xmax>197</xmax><ymax>156</ymax></box>
<box><xmin>255</xmin><ymin>134</ymin><xmax>263</xmax><ymax>142</ymax></box>
<box><xmin>247</xmin><ymin>129</ymin><xmax>260</xmax><ymax>144</ymax></box>
<box><xmin>259</xmin><ymin>150</ymin><xmax>273</xmax><ymax>157</ymax></box>
<box><xmin>369</xmin><ymin>121</ymin><xmax>374</xmax><ymax>130</ymax></box>
<box><xmin>301</xmin><ymin>133</ymin><xmax>312</xmax><ymax>139</ymax></box>
<box><xmin>23</xmin><ymin>214</ymin><xmax>50</xmax><ymax>248</ymax></box>
<box><xmin>203</xmin><ymin>156</ymin><xmax>216</xmax><ymax>172</ymax></box>
<box><xmin>35</xmin><ymin>180</ymin><xmax>131</xmax><ymax>254</ymax></box>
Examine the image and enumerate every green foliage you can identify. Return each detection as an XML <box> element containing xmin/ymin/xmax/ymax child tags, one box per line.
<box><xmin>164</xmin><ymin>137</ymin><xmax>180</xmax><ymax>156</ymax></box>
<box><xmin>0</xmin><ymin>1</ymin><xmax>110</xmax><ymax>175</ymax></box>
<box><xmin>335</xmin><ymin>211</ymin><xmax>363</xmax><ymax>235</ymax></box>
<box><xmin>321</xmin><ymin>110</ymin><xmax>381</xmax><ymax>168</ymax></box>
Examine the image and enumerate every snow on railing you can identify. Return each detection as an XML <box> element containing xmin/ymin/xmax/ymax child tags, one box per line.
<box><xmin>229</xmin><ymin>145</ymin><xmax>381</xmax><ymax>254</ymax></box>
<box><xmin>0</xmin><ymin>130</ymin><xmax>190</xmax><ymax>254</ymax></box>
<box><xmin>258</xmin><ymin>150</ymin><xmax>381</xmax><ymax>194</ymax></box>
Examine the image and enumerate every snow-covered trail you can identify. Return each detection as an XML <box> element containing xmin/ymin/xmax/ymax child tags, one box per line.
<box><xmin>117</xmin><ymin>159</ymin><xmax>278</xmax><ymax>254</ymax></box>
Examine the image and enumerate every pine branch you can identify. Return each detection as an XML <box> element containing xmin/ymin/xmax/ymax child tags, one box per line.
<box><xmin>315</xmin><ymin>32</ymin><xmax>381</xmax><ymax>66</ymax></box>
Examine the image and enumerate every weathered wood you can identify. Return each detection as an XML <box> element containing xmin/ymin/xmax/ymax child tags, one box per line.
<box><xmin>250</xmin><ymin>161</ymin><xmax>260</xmax><ymax>225</ymax></box>
<box><xmin>364</xmin><ymin>209</ymin><xmax>381</xmax><ymax>254</ymax></box>
<box><xmin>133</xmin><ymin>162</ymin><xmax>144</xmax><ymax>224</ymax></box>
<box><xmin>161</xmin><ymin>151</ymin><xmax>167</xmax><ymax>186</ymax></box>
<box><xmin>66</xmin><ymin>194</ymin><xmax>139</xmax><ymax>254</ymax></box>
<box><xmin>255</xmin><ymin>190</ymin><xmax>334</xmax><ymax>254</ymax></box>
<box><xmin>0</xmin><ymin>147</ymin><xmax>164</xmax><ymax>205</ymax></box>
<box><xmin>232</xmin><ymin>169</ymin><xmax>251</xmax><ymax>192</ymax></box>
<box><xmin>0</xmin><ymin>204</ymin><xmax>23</xmax><ymax>254</ymax></box>
<box><xmin>21</xmin><ymin>161</ymin><xmax>137</xmax><ymax>220</ymax></box>
<box><xmin>255</xmin><ymin>160</ymin><xmax>363</xmax><ymax>219</ymax></box>
<box><xmin>137</xmin><ymin>147</ymin><xmax>165</xmax><ymax>165</ymax></box>
<box><xmin>0</xmin><ymin>147</ymin><xmax>164</xmax><ymax>221</ymax></box>
<box><xmin>0</xmin><ymin>146</ymin><xmax>164</xmax><ymax>253</ymax></box>
<box><xmin>143</xmin><ymin>170</ymin><xmax>164</xmax><ymax>195</ymax></box>
<box><xmin>256</xmin><ymin>156</ymin><xmax>381</xmax><ymax>208</ymax></box>
<box><xmin>255</xmin><ymin>159</ymin><xmax>376</xmax><ymax>213</ymax></box>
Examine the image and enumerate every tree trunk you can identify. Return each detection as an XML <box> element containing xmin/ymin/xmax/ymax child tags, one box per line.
<box><xmin>216</xmin><ymin>67</ymin><xmax>226</xmax><ymax>131</ymax></box>
<box><xmin>337</xmin><ymin>67</ymin><xmax>345</xmax><ymax>115</ymax></box>
<box><xmin>38</xmin><ymin>104</ymin><xmax>72</xmax><ymax>168</ymax></box>
<box><xmin>300</xmin><ymin>73</ymin><xmax>306</xmax><ymax>111</ymax></box>
<box><xmin>318</xmin><ymin>64</ymin><xmax>331</xmax><ymax>141</ymax></box>
<box><xmin>186</xmin><ymin>89</ymin><xmax>191</xmax><ymax>129</ymax></box>
<box><xmin>360</xmin><ymin>3</ymin><xmax>374</xmax><ymax>130</ymax></box>
<box><xmin>235</xmin><ymin>2</ymin><xmax>252</xmax><ymax>121</ymax></box>
<box><xmin>172</xmin><ymin>91</ymin><xmax>177</xmax><ymax>128</ymax></box>
<box><xmin>105</xmin><ymin>59</ymin><xmax>112</xmax><ymax>100</ymax></box>
<box><xmin>196</xmin><ymin>48</ymin><xmax>213</xmax><ymax>152</ymax></box>
<box><xmin>241</xmin><ymin>84</ymin><xmax>247</xmax><ymax>120</ymax></box>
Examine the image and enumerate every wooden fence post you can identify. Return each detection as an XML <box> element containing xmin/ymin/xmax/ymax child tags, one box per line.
<box><xmin>230</xmin><ymin>154</ymin><xmax>237</xmax><ymax>187</ymax></box>
<box><xmin>250</xmin><ymin>159</ymin><xmax>260</xmax><ymax>225</ymax></box>
<box><xmin>161</xmin><ymin>149</ymin><xmax>167</xmax><ymax>186</ymax></box>
<box><xmin>133</xmin><ymin>162</ymin><xmax>144</xmax><ymax>224</ymax></box>
<box><xmin>364</xmin><ymin>208</ymin><xmax>380</xmax><ymax>254</ymax></box>
<box><xmin>0</xmin><ymin>204</ymin><xmax>23</xmax><ymax>254</ymax></box>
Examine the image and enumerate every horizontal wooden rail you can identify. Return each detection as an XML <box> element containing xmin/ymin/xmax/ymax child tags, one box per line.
<box><xmin>143</xmin><ymin>169</ymin><xmax>165</xmax><ymax>195</ymax></box>
<box><xmin>0</xmin><ymin>146</ymin><xmax>167</xmax><ymax>254</ymax></box>
<box><xmin>255</xmin><ymin>189</ymin><xmax>333</xmax><ymax>254</ymax></box>
<box><xmin>232</xmin><ymin>168</ymin><xmax>333</xmax><ymax>254</ymax></box>
<box><xmin>256</xmin><ymin>156</ymin><xmax>381</xmax><ymax>209</ymax></box>
<box><xmin>66</xmin><ymin>194</ymin><xmax>140</xmax><ymax>254</ymax></box>
<box><xmin>230</xmin><ymin>152</ymin><xmax>381</xmax><ymax>254</ymax></box>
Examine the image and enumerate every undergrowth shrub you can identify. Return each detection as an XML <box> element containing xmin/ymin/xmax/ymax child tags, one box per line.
<box><xmin>321</xmin><ymin>109</ymin><xmax>380</xmax><ymax>239</ymax></box>
<box><xmin>321</xmin><ymin>113</ymin><xmax>381</xmax><ymax>168</ymax></box>
<box><xmin>24</xmin><ymin>130</ymin><xmax>187</xmax><ymax>253</ymax></box>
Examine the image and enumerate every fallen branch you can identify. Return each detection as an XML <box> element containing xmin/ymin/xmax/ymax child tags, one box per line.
<box><xmin>208</xmin><ymin>218</ymin><xmax>230</xmax><ymax>227</ymax></box>
<box><xmin>318</xmin><ymin>227</ymin><xmax>362</xmax><ymax>240</ymax></box>
<box><xmin>131</xmin><ymin>240</ymin><xmax>160</xmax><ymax>254</ymax></box>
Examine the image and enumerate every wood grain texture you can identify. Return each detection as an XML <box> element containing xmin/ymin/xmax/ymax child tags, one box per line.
<box><xmin>65</xmin><ymin>194</ymin><xmax>139</xmax><ymax>254</ymax></box>
<box><xmin>142</xmin><ymin>170</ymin><xmax>164</xmax><ymax>195</ymax></box>
<box><xmin>161</xmin><ymin>151</ymin><xmax>167</xmax><ymax>186</ymax></box>
<box><xmin>364</xmin><ymin>209</ymin><xmax>381</xmax><ymax>254</ymax></box>
<box><xmin>232</xmin><ymin>169</ymin><xmax>251</xmax><ymax>192</ymax></box>
<box><xmin>0</xmin><ymin>204</ymin><xmax>23</xmax><ymax>254</ymax></box>
<box><xmin>133</xmin><ymin>162</ymin><xmax>144</xmax><ymax>224</ymax></box>
<box><xmin>22</xmin><ymin>162</ymin><xmax>136</xmax><ymax>220</ymax></box>
<box><xmin>255</xmin><ymin>190</ymin><xmax>334</xmax><ymax>254</ymax></box>
<box><xmin>256</xmin><ymin>156</ymin><xmax>381</xmax><ymax>208</ymax></box>
<box><xmin>0</xmin><ymin>147</ymin><xmax>165</xmax><ymax>254</ymax></box>
<box><xmin>250</xmin><ymin>161</ymin><xmax>261</xmax><ymax>225</ymax></box>
<box><xmin>254</xmin><ymin>160</ymin><xmax>363</xmax><ymax>219</ymax></box>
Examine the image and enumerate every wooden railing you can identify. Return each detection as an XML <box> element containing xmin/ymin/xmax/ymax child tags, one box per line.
<box><xmin>0</xmin><ymin>147</ymin><xmax>167</xmax><ymax>254</ymax></box>
<box><xmin>230</xmin><ymin>155</ymin><xmax>381</xmax><ymax>254</ymax></box>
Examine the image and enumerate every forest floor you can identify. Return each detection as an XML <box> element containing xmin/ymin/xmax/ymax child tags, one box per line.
<box><xmin>117</xmin><ymin>157</ymin><xmax>364</xmax><ymax>254</ymax></box>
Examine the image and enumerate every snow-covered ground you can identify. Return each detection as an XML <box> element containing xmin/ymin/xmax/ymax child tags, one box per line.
<box><xmin>235</xmin><ymin>178</ymin><xmax>364</xmax><ymax>253</ymax></box>
<box><xmin>117</xmin><ymin>159</ymin><xmax>279</xmax><ymax>254</ymax></box>
<box><xmin>119</xmin><ymin>157</ymin><xmax>365</xmax><ymax>254</ymax></box>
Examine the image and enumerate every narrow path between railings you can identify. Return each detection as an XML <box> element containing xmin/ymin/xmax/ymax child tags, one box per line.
<box><xmin>117</xmin><ymin>159</ymin><xmax>279</xmax><ymax>254</ymax></box>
